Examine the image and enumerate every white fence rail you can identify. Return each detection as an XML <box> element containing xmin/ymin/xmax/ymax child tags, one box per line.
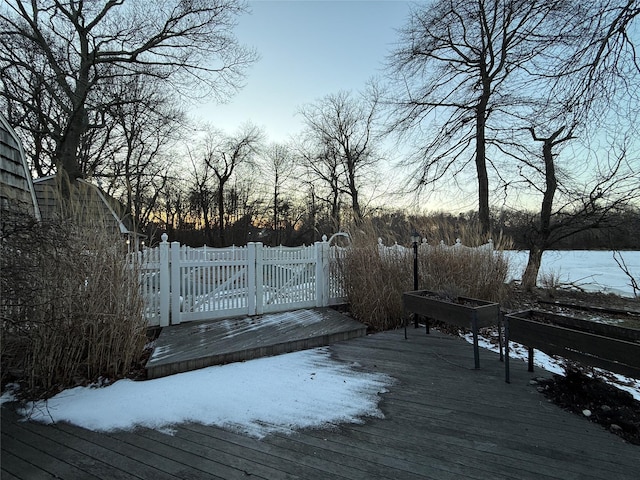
<box><xmin>133</xmin><ymin>234</ymin><xmax>347</xmax><ymax>326</ymax></box>
<box><xmin>377</xmin><ymin>237</ymin><xmax>494</xmax><ymax>258</ymax></box>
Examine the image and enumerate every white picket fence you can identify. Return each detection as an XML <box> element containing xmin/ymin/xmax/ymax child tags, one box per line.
<box><xmin>133</xmin><ymin>234</ymin><xmax>494</xmax><ymax>327</ymax></box>
<box><xmin>133</xmin><ymin>234</ymin><xmax>348</xmax><ymax>326</ymax></box>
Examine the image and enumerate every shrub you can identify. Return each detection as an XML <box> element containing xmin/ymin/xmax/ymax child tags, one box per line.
<box><xmin>417</xmin><ymin>243</ymin><xmax>510</xmax><ymax>303</ymax></box>
<box><xmin>341</xmin><ymin>232</ymin><xmax>411</xmax><ymax>331</ymax></box>
<box><xmin>340</xmin><ymin>220</ymin><xmax>510</xmax><ymax>331</ymax></box>
<box><xmin>1</xmin><ymin>193</ymin><xmax>147</xmax><ymax>400</ymax></box>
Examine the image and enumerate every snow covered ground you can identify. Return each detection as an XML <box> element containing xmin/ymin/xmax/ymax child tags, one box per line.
<box><xmin>504</xmin><ymin>250</ymin><xmax>639</xmax><ymax>298</ymax></box>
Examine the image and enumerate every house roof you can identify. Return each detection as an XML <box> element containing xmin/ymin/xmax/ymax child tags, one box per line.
<box><xmin>0</xmin><ymin>113</ymin><xmax>41</xmax><ymax>219</ymax></box>
<box><xmin>33</xmin><ymin>176</ymin><xmax>140</xmax><ymax>236</ymax></box>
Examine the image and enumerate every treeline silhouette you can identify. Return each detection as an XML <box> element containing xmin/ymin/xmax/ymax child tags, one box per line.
<box><xmin>148</xmin><ymin>206</ymin><xmax>639</xmax><ymax>250</ymax></box>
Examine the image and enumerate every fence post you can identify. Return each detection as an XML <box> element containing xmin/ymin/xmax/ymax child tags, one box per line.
<box><xmin>170</xmin><ymin>241</ymin><xmax>181</xmax><ymax>325</ymax></box>
<box><xmin>159</xmin><ymin>234</ymin><xmax>170</xmax><ymax>327</ymax></box>
<box><xmin>254</xmin><ymin>242</ymin><xmax>264</xmax><ymax>315</ymax></box>
<box><xmin>315</xmin><ymin>236</ymin><xmax>330</xmax><ymax>307</ymax></box>
<box><xmin>247</xmin><ymin>242</ymin><xmax>257</xmax><ymax>315</ymax></box>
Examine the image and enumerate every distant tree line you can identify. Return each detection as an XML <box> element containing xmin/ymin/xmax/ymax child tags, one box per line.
<box><xmin>146</xmin><ymin>204</ymin><xmax>640</xmax><ymax>251</ymax></box>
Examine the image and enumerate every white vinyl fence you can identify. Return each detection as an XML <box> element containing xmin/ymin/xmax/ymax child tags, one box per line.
<box><xmin>377</xmin><ymin>237</ymin><xmax>494</xmax><ymax>258</ymax></box>
<box><xmin>133</xmin><ymin>234</ymin><xmax>348</xmax><ymax>327</ymax></box>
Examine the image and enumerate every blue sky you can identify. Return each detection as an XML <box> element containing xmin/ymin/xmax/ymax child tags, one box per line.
<box><xmin>192</xmin><ymin>0</ymin><xmax>414</xmax><ymax>143</ymax></box>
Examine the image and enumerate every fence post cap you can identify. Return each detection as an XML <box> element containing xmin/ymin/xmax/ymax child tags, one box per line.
<box><xmin>161</xmin><ymin>233</ymin><xmax>168</xmax><ymax>243</ymax></box>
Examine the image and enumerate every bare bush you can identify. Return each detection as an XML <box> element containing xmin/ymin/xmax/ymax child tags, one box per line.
<box><xmin>340</xmin><ymin>221</ymin><xmax>511</xmax><ymax>331</ymax></box>
<box><xmin>417</xmin><ymin>245</ymin><xmax>510</xmax><ymax>304</ymax></box>
<box><xmin>613</xmin><ymin>251</ymin><xmax>639</xmax><ymax>298</ymax></box>
<box><xmin>341</xmin><ymin>234</ymin><xmax>410</xmax><ymax>331</ymax></box>
<box><xmin>1</xmin><ymin>200</ymin><xmax>147</xmax><ymax>399</ymax></box>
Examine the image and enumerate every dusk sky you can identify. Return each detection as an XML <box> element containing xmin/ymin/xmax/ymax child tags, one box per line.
<box><xmin>192</xmin><ymin>0</ymin><xmax>415</xmax><ymax>143</ymax></box>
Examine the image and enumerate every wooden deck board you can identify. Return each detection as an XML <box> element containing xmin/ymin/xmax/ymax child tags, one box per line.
<box><xmin>3</xmin><ymin>320</ymin><xmax>638</xmax><ymax>480</ymax></box>
<box><xmin>0</xmin><ymin>449</ymin><xmax>56</xmax><ymax>480</ymax></box>
<box><xmin>180</xmin><ymin>423</ymin><xmax>342</xmax><ymax>480</ymax></box>
<box><xmin>145</xmin><ymin>308</ymin><xmax>367</xmax><ymax>379</ymax></box>
<box><xmin>1</xmin><ymin>421</ymin><xmax>103</xmax><ymax>479</ymax></box>
<box><xmin>51</xmin><ymin>424</ymin><xmax>188</xmax><ymax>479</ymax></box>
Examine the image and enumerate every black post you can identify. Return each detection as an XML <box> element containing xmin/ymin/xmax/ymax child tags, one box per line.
<box><xmin>504</xmin><ymin>319</ymin><xmax>510</xmax><ymax>383</ymax></box>
<box><xmin>413</xmin><ymin>237</ymin><xmax>419</xmax><ymax>328</ymax></box>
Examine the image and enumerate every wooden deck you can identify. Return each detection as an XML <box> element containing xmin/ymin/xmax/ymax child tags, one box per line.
<box><xmin>2</xmin><ymin>324</ymin><xmax>638</xmax><ymax>479</ymax></box>
<box><xmin>145</xmin><ymin>308</ymin><xmax>367</xmax><ymax>379</ymax></box>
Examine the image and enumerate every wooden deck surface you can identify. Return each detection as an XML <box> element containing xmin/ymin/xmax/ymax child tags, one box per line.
<box><xmin>145</xmin><ymin>308</ymin><xmax>367</xmax><ymax>379</ymax></box>
<box><xmin>2</xmin><ymin>325</ymin><xmax>638</xmax><ymax>479</ymax></box>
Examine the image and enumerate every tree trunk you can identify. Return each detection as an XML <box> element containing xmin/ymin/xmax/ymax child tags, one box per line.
<box><xmin>522</xmin><ymin>127</ymin><xmax>567</xmax><ymax>292</ymax></box>
<box><xmin>273</xmin><ymin>180</ymin><xmax>279</xmax><ymax>246</ymax></box>
<box><xmin>217</xmin><ymin>182</ymin><xmax>226</xmax><ymax>246</ymax></box>
<box><xmin>475</xmin><ymin>81</ymin><xmax>491</xmax><ymax>236</ymax></box>
<box><xmin>351</xmin><ymin>187</ymin><xmax>362</xmax><ymax>224</ymax></box>
<box><xmin>55</xmin><ymin>108</ymin><xmax>85</xmax><ymax>182</ymax></box>
<box><xmin>522</xmin><ymin>245</ymin><xmax>543</xmax><ymax>291</ymax></box>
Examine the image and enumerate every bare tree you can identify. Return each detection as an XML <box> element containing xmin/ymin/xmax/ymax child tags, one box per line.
<box><xmin>262</xmin><ymin>143</ymin><xmax>296</xmax><ymax>245</ymax></box>
<box><xmin>186</xmin><ymin>147</ymin><xmax>217</xmax><ymax>245</ymax></box>
<box><xmin>202</xmin><ymin>124</ymin><xmax>263</xmax><ymax>246</ymax></box>
<box><xmin>156</xmin><ymin>177</ymin><xmax>190</xmax><ymax>236</ymax></box>
<box><xmin>387</xmin><ymin>0</ymin><xmax>568</xmax><ymax>235</ymax></box>
<box><xmin>296</xmin><ymin>138</ymin><xmax>343</xmax><ymax>231</ymax></box>
<box><xmin>519</xmin><ymin>126</ymin><xmax>574</xmax><ymax>289</ymax></box>
<box><xmin>513</xmin><ymin>0</ymin><xmax>640</xmax><ymax>290</ymax></box>
<box><xmin>298</xmin><ymin>86</ymin><xmax>384</xmax><ymax>225</ymax></box>
<box><xmin>0</xmin><ymin>0</ymin><xmax>257</xmax><ymax>181</ymax></box>
<box><xmin>102</xmin><ymin>77</ymin><xmax>186</xmax><ymax>227</ymax></box>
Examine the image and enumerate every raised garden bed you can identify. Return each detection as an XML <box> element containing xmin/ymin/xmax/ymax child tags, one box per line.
<box><xmin>402</xmin><ymin>290</ymin><xmax>501</xmax><ymax>369</ymax></box>
<box><xmin>504</xmin><ymin>309</ymin><xmax>640</xmax><ymax>383</ymax></box>
<box><xmin>538</xmin><ymin>300</ymin><xmax>640</xmax><ymax>330</ymax></box>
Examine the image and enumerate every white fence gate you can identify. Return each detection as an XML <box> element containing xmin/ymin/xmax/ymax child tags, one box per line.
<box><xmin>134</xmin><ymin>234</ymin><xmax>347</xmax><ymax>327</ymax></box>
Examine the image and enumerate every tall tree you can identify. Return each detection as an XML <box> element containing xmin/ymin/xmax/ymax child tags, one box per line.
<box><xmin>513</xmin><ymin>0</ymin><xmax>640</xmax><ymax>290</ymax></box>
<box><xmin>388</xmin><ymin>0</ymin><xmax>567</xmax><ymax>235</ymax></box>
<box><xmin>297</xmin><ymin>138</ymin><xmax>343</xmax><ymax>231</ymax></box>
<box><xmin>262</xmin><ymin>143</ymin><xmax>296</xmax><ymax>245</ymax></box>
<box><xmin>0</xmin><ymin>0</ymin><xmax>257</xmax><ymax>181</ymax></box>
<box><xmin>186</xmin><ymin>147</ymin><xmax>217</xmax><ymax>245</ymax></box>
<box><xmin>104</xmin><ymin>77</ymin><xmax>185</xmax><ymax>227</ymax></box>
<box><xmin>518</xmin><ymin>127</ymin><xmax>638</xmax><ymax>290</ymax></box>
<box><xmin>202</xmin><ymin>124</ymin><xmax>263</xmax><ymax>246</ymax></box>
<box><xmin>299</xmin><ymin>86</ymin><xmax>383</xmax><ymax>224</ymax></box>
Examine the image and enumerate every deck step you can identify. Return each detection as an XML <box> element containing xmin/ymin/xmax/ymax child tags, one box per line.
<box><xmin>145</xmin><ymin>308</ymin><xmax>367</xmax><ymax>379</ymax></box>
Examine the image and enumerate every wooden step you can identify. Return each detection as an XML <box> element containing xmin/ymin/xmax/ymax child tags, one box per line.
<box><xmin>145</xmin><ymin>308</ymin><xmax>367</xmax><ymax>379</ymax></box>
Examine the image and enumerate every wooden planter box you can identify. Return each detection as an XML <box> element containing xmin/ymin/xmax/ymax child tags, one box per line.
<box><xmin>504</xmin><ymin>309</ymin><xmax>640</xmax><ymax>382</ymax></box>
<box><xmin>402</xmin><ymin>290</ymin><xmax>501</xmax><ymax>369</ymax></box>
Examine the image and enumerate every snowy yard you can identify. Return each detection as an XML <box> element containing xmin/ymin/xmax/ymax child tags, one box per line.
<box><xmin>505</xmin><ymin>250</ymin><xmax>639</xmax><ymax>297</ymax></box>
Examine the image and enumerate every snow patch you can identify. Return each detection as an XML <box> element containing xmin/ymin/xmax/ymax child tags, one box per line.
<box><xmin>17</xmin><ymin>347</ymin><xmax>393</xmax><ymax>438</ymax></box>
